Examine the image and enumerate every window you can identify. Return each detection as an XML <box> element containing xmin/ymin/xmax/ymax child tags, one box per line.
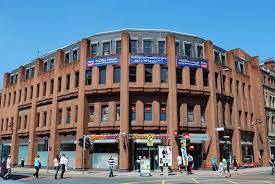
<box><xmin>8</xmin><ymin>93</ymin><xmax>10</xmax><ymax>105</ymax></box>
<box><xmin>18</xmin><ymin>117</ymin><xmax>21</xmax><ymax>130</ymax></box>
<box><xmin>188</xmin><ymin>104</ymin><xmax>194</xmax><ymax>122</ymax></box>
<box><xmin>72</xmin><ymin>49</ymin><xmax>79</xmax><ymax>61</ymax></box>
<box><xmin>176</xmin><ymin>68</ymin><xmax>182</xmax><ymax>84</ymax></box>
<box><xmin>158</xmin><ymin>41</ymin><xmax>165</xmax><ymax>54</ymax></box>
<box><xmin>66</xmin><ymin>74</ymin><xmax>70</xmax><ymax>90</ymax></box>
<box><xmin>236</xmin><ymin>80</ymin><xmax>239</xmax><ymax>95</ymax></box>
<box><xmin>144</xmin><ymin>104</ymin><xmax>152</xmax><ymax>121</ymax></box>
<box><xmin>215</xmin><ymin>73</ymin><xmax>219</xmax><ymax>89</ymax></box>
<box><xmin>24</xmin><ymin>115</ymin><xmax>27</xmax><ymax>129</ymax></box>
<box><xmin>161</xmin><ymin>66</ymin><xmax>168</xmax><ymax>83</ymax></box>
<box><xmin>230</xmin><ymin>108</ymin><xmax>233</xmax><ymax>125</ymax></box>
<box><xmin>13</xmin><ymin>91</ymin><xmax>16</xmax><ymax>105</ymax></box>
<box><xmin>6</xmin><ymin>118</ymin><xmax>8</xmax><ymax>130</ymax></box>
<box><xmin>235</xmin><ymin>61</ymin><xmax>245</xmax><ymax>74</ymax></box>
<box><xmin>43</xmin><ymin>61</ymin><xmax>48</xmax><ymax>72</ymax></box>
<box><xmin>49</xmin><ymin>58</ymin><xmax>54</xmax><ymax>70</ymax></box>
<box><xmin>248</xmin><ymin>85</ymin><xmax>251</xmax><ymax>98</ymax></box>
<box><xmin>143</xmin><ymin>40</ymin><xmax>152</xmax><ymax>54</ymax></box>
<box><xmin>238</xmin><ymin>111</ymin><xmax>242</xmax><ymax>127</ymax></box>
<box><xmin>239</xmin><ymin>63</ymin><xmax>244</xmax><ymax>74</ymax></box>
<box><xmin>64</xmin><ymin>52</ymin><xmax>70</xmax><ymax>64</ymax></box>
<box><xmin>131</xmin><ymin>104</ymin><xmax>136</xmax><ymax>121</ymax></box>
<box><xmin>115</xmin><ymin>40</ymin><xmax>121</xmax><ymax>54</ymax></box>
<box><xmin>203</xmin><ymin>70</ymin><xmax>209</xmax><ymax>86</ymax></box>
<box><xmin>66</xmin><ymin>108</ymin><xmax>71</xmax><ymax>124</ymax></box>
<box><xmin>50</xmin><ymin>79</ymin><xmax>54</xmax><ymax>94</ymax></box>
<box><xmin>91</xmin><ymin>43</ymin><xmax>98</xmax><ymax>57</ymax></box>
<box><xmin>36</xmin><ymin>84</ymin><xmax>40</xmax><ymax>98</ymax></box>
<box><xmin>214</xmin><ymin>51</ymin><xmax>221</xmax><ymax>64</ymax></box>
<box><xmin>99</xmin><ymin>67</ymin><xmax>106</xmax><ymax>84</ymax></box>
<box><xmin>85</xmin><ymin>70</ymin><xmax>92</xmax><ymax>85</ymax></box>
<box><xmin>101</xmin><ymin>105</ymin><xmax>109</xmax><ymax>122</ymax></box>
<box><xmin>102</xmin><ymin>42</ymin><xmax>111</xmax><ymax>55</ymax></box>
<box><xmin>221</xmin><ymin>54</ymin><xmax>226</xmax><ymax>65</ymax></box>
<box><xmin>190</xmin><ymin>68</ymin><xmax>197</xmax><ymax>85</ymax></box>
<box><xmin>184</xmin><ymin>42</ymin><xmax>192</xmax><ymax>57</ymax></box>
<box><xmin>58</xmin><ymin>77</ymin><xmax>62</xmax><ymax>92</ymax></box>
<box><xmin>58</xmin><ymin>109</ymin><xmax>62</xmax><ymax>124</ymax></box>
<box><xmin>1</xmin><ymin>119</ymin><xmax>3</xmax><ymax>131</ymax></box>
<box><xmin>89</xmin><ymin>105</ymin><xmax>94</xmax><ymax>122</ymax></box>
<box><xmin>75</xmin><ymin>106</ymin><xmax>78</xmax><ymax>123</ymax></box>
<box><xmin>201</xmin><ymin>106</ymin><xmax>206</xmax><ymax>123</ymax></box>
<box><xmin>30</xmin><ymin>67</ymin><xmax>35</xmax><ymax>77</ymax></box>
<box><xmin>116</xmin><ymin>104</ymin><xmax>120</xmax><ymax>121</ymax></box>
<box><xmin>30</xmin><ymin>86</ymin><xmax>33</xmax><ymax>99</ymax></box>
<box><xmin>175</xmin><ymin>42</ymin><xmax>180</xmax><ymax>54</ymax></box>
<box><xmin>145</xmin><ymin>65</ymin><xmax>153</xmax><ymax>83</ymax></box>
<box><xmin>113</xmin><ymin>67</ymin><xmax>120</xmax><ymax>83</ymax></box>
<box><xmin>75</xmin><ymin>71</ymin><xmax>79</xmax><ymax>88</ymax></box>
<box><xmin>19</xmin><ymin>90</ymin><xmax>21</xmax><ymax>103</ymax></box>
<box><xmin>129</xmin><ymin>66</ymin><xmax>136</xmax><ymax>82</ymax></box>
<box><xmin>24</xmin><ymin>87</ymin><xmax>27</xmax><ymax>101</ymax></box>
<box><xmin>25</xmin><ymin>68</ymin><xmax>30</xmax><ymax>79</ymax></box>
<box><xmin>245</xmin><ymin>112</ymin><xmax>248</xmax><ymax>127</ymax></box>
<box><xmin>230</xmin><ymin>78</ymin><xmax>233</xmax><ymax>93</ymax></box>
<box><xmin>196</xmin><ymin>45</ymin><xmax>203</xmax><ymax>58</ymax></box>
<box><xmin>251</xmin><ymin>113</ymin><xmax>254</xmax><ymax>126</ymax></box>
<box><xmin>43</xmin><ymin>82</ymin><xmax>47</xmax><ymax>96</ymax></box>
<box><xmin>243</xmin><ymin>83</ymin><xmax>246</xmax><ymax>97</ymax></box>
<box><xmin>130</xmin><ymin>40</ymin><xmax>138</xmax><ymax>54</ymax></box>
<box><xmin>160</xmin><ymin>104</ymin><xmax>167</xmax><ymax>121</ymax></box>
<box><xmin>43</xmin><ymin>112</ymin><xmax>47</xmax><ymax>126</ymax></box>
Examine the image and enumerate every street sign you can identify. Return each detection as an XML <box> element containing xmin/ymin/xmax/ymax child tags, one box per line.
<box><xmin>181</xmin><ymin>139</ymin><xmax>186</xmax><ymax>148</ymax></box>
<box><xmin>140</xmin><ymin>159</ymin><xmax>151</xmax><ymax>177</ymax></box>
<box><xmin>146</xmin><ymin>135</ymin><xmax>154</xmax><ymax>147</ymax></box>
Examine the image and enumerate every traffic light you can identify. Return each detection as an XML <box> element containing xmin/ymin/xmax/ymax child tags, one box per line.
<box><xmin>183</xmin><ymin>133</ymin><xmax>190</xmax><ymax>147</ymax></box>
<box><xmin>79</xmin><ymin>137</ymin><xmax>84</xmax><ymax>147</ymax></box>
<box><xmin>85</xmin><ymin>137</ymin><xmax>92</xmax><ymax>149</ymax></box>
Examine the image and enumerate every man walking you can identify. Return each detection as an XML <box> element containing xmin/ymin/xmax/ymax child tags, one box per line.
<box><xmin>60</xmin><ymin>154</ymin><xmax>66</xmax><ymax>179</ymax></box>
<box><xmin>4</xmin><ymin>155</ymin><xmax>12</xmax><ymax>179</ymax></box>
<box><xmin>33</xmin><ymin>155</ymin><xmax>41</xmax><ymax>179</ymax></box>
<box><xmin>187</xmin><ymin>154</ymin><xmax>193</xmax><ymax>174</ymax></box>
<box><xmin>177</xmin><ymin>154</ymin><xmax>182</xmax><ymax>173</ymax></box>
<box><xmin>269</xmin><ymin>154</ymin><xmax>275</xmax><ymax>175</ymax></box>
<box><xmin>108</xmin><ymin>156</ymin><xmax>115</xmax><ymax>177</ymax></box>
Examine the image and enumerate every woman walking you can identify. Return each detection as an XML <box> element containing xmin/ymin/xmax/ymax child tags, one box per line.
<box><xmin>33</xmin><ymin>155</ymin><xmax>41</xmax><ymax>179</ymax></box>
<box><xmin>233</xmin><ymin>156</ymin><xmax>238</xmax><ymax>171</ymax></box>
<box><xmin>53</xmin><ymin>155</ymin><xmax>60</xmax><ymax>179</ymax></box>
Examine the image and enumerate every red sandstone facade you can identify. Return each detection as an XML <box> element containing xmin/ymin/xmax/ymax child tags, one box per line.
<box><xmin>0</xmin><ymin>29</ymin><xmax>270</xmax><ymax>170</ymax></box>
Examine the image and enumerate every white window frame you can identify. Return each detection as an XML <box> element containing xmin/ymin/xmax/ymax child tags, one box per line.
<box><xmin>220</xmin><ymin>53</ymin><xmax>227</xmax><ymax>65</ymax></box>
<box><xmin>90</xmin><ymin>41</ymin><xmax>99</xmax><ymax>56</ymax></box>
<box><xmin>157</xmin><ymin>38</ymin><xmax>166</xmax><ymax>54</ymax></box>
<box><xmin>142</xmin><ymin>38</ymin><xmax>153</xmax><ymax>54</ymax></box>
<box><xmin>130</xmin><ymin>37</ymin><xmax>138</xmax><ymax>53</ymax></box>
<box><xmin>72</xmin><ymin>47</ymin><xmax>80</xmax><ymax>61</ymax></box>
<box><xmin>114</xmin><ymin>38</ymin><xmax>121</xmax><ymax>54</ymax></box>
<box><xmin>43</xmin><ymin>60</ymin><xmax>48</xmax><ymax>72</ymax></box>
<box><xmin>183</xmin><ymin>41</ymin><xmax>193</xmax><ymax>57</ymax></box>
<box><xmin>64</xmin><ymin>51</ymin><xmax>70</xmax><ymax>63</ymax></box>
<box><xmin>195</xmin><ymin>43</ymin><xmax>204</xmax><ymax>58</ymax></box>
<box><xmin>49</xmin><ymin>57</ymin><xmax>55</xmax><ymax>70</ymax></box>
<box><xmin>213</xmin><ymin>50</ymin><xmax>220</xmax><ymax>64</ymax></box>
<box><xmin>175</xmin><ymin>40</ymin><xmax>180</xmax><ymax>54</ymax></box>
<box><xmin>102</xmin><ymin>40</ymin><xmax>111</xmax><ymax>55</ymax></box>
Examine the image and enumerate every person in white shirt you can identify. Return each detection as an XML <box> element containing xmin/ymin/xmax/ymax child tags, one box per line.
<box><xmin>187</xmin><ymin>154</ymin><xmax>193</xmax><ymax>174</ymax></box>
<box><xmin>53</xmin><ymin>155</ymin><xmax>60</xmax><ymax>179</ymax></box>
<box><xmin>59</xmin><ymin>154</ymin><xmax>66</xmax><ymax>179</ymax></box>
<box><xmin>4</xmin><ymin>155</ymin><xmax>12</xmax><ymax>179</ymax></box>
<box><xmin>177</xmin><ymin>155</ymin><xmax>183</xmax><ymax>173</ymax></box>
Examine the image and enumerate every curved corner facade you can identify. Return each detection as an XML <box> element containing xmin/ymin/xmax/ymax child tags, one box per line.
<box><xmin>0</xmin><ymin>29</ymin><xmax>270</xmax><ymax>170</ymax></box>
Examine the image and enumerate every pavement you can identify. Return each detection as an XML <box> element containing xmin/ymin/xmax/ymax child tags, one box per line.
<box><xmin>0</xmin><ymin>167</ymin><xmax>274</xmax><ymax>184</ymax></box>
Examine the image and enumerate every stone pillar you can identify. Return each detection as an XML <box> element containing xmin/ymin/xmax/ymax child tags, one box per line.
<box><xmin>166</xmin><ymin>34</ymin><xmax>179</xmax><ymax>170</ymax></box>
<box><xmin>119</xmin><ymin>32</ymin><xmax>130</xmax><ymax>171</ymax></box>
<box><xmin>75</xmin><ymin>38</ymin><xmax>90</xmax><ymax>169</ymax></box>
<box><xmin>196</xmin><ymin>68</ymin><xmax>203</xmax><ymax>90</ymax></box>
<box><xmin>49</xmin><ymin>49</ymin><xmax>64</xmax><ymax>167</ymax></box>
<box><xmin>27</xmin><ymin>59</ymin><xmax>43</xmax><ymax>165</ymax></box>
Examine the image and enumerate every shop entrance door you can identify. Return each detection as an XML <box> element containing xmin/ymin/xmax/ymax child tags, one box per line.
<box><xmin>134</xmin><ymin>143</ymin><xmax>159</xmax><ymax>170</ymax></box>
<box><xmin>188</xmin><ymin>143</ymin><xmax>203</xmax><ymax>169</ymax></box>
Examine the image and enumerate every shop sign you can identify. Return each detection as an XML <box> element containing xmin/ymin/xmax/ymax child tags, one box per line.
<box><xmin>158</xmin><ymin>145</ymin><xmax>173</xmax><ymax>167</ymax></box>
<box><xmin>146</xmin><ymin>135</ymin><xmax>155</xmax><ymax>147</ymax></box>
<box><xmin>177</xmin><ymin>57</ymin><xmax>208</xmax><ymax>69</ymax></box>
<box><xmin>140</xmin><ymin>159</ymin><xmax>151</xmax><ymax>176</ymax></box>
<box><xmin>132</xmin><ymin>134</ymin><xmax>168</xmax><ymax>139</ymax></box>
<box><xmin>130</xmin><ymin>55</ymin><xmax>167</xmax><ymax>65</ymax></box>
<box><xmin>86</xmin><ymin>56</ymin><xmax>120</xmax><ymax>67</ymax></box>
<box><xmin>89</xmin><ymin>134</ymin><xmax>119</xmax><ymax>140</ymax></box>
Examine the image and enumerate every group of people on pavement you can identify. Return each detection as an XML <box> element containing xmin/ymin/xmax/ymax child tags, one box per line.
<box><xmin>176</xmin><ymin>153</ymin><xmax>194</xmax><ymax>174</ymax></box>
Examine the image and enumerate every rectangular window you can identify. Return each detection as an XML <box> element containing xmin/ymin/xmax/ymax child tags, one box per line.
<box><xmin>214</xmin><ymin>51</ymin><xmax>221</xmax><ymax>64</ymax></box>
<box><xmin>24</xmin><ymin>115</ymin><xmax>27</xmax><ymax>129</ymax></box>
<box><xmin>85</xmin><ymin>70</ymin><xmax>92</xmax><ymax>85</ymax></box>
<box><xmin>230</xmin><ymin>108</ymin><xmax>233</xmax><ymax>125</ymax></box>
<box><xmin>129</xmin><ymin>66</ymin><xmax>136</xmax><ymax>82</ymax></box>
<box><xmin>113</xmin><ymin>67</ymin><xmax>120</xmax><ymax>83</ymax></box>
<box><xmin>25</xmin><ymin>69</ymin><xmax>30</xmax><ymax>79</ymax></box>
<box><xmin>144</xmin><ymin>104</ymin><xmax>152</xmax><ymax>121</ymax></box>
<box><xmin>176</xmin><ymin>68</ymin><xmax>182</xmax><ymax>84</ymax></box>
<box><xmin>145</xmin><ymin>65</ymin><xmax>153</xmax><ymax>83</ymax></box>
<box><xmin>13</xmin><ymin>91</ymin><xmax>16</xmax><ymax>105</ymax></box>
<box><xmin>235</xmin><ymin>61</ymin><xmax>239</xmax><ymax>72</ymax></box>
<box><xmin>239</xmin><ymin>63</ymin><xmax>244</xmax><ymax>74</ymax></box>
<box><xmin>43</xmin><ymin>82</ymin><xmax>47</xmax><ymax>96</ymax></box>
<box><xmin>188</xmin><ymin>104</ymin><xmax>194</xmax><ymax>122</ymax></box>
<box><xmin>190</xmin><ymin>68</ymin><xmax>197</xmax><ymax>85</ymax></box>
<box><xmin>238</xmin><ymin>111</ymin><xmax>242</xmax><ymax>127</ymax></box>
<box><xmin>230</xmin><ymin>78</ymin><xmax>233</xmax><ymax>93</ymax></box>
<box><xmin>251</xmin><ymin>113</ymin><xmax>254</xmax><ymax>126</ymax></box>
<box><xmin>143</xmin><ymin>40</ymin><xmax>152</xmax><ymax>54</ymax></box>
<box><xmin>243</xmin><ymin>83</ymin><xmax>246</xmax><ymax>97</ymax></box>
<box><xmin>43</xmin><ymin>111</ymin><xmax>47</xmax><ymax>126</ymax></box>
<box><xmin>201</xmin><ymin>106</ymin><xmax>206</xmax><ymax>123</ymax></box>
<box><xmin>248</xmin><ymin>85</ymin><xmax>251</xmax><ymax>98</ymax></box>
<box><xmin>215</xmin><ymin>73</ymin><xmax>219</xmax><ymax>89</ymax></box>
<box><xmin>49</xmin><ymin>58</ymin><xmax>54</xmax><ymax>70</ymax></box>
<box><xmin>36</xmin><ymin>84</ymin><xmax>40</xmax><ymax>98</ymax></box>
<box><xmin>6</xmin><ymin>118</ymin><xmax>8</xmax><ymax>130</ymax></box>
<box><xmin>66</xmin><ymin>74</ymin><xmax>70</xmax><ymax>90</ymax></box>
<box><xmin>161</xmin><ymin>66</ymin><xmax>168</xmax><ymax>83</ymax></box>
<box><xmin>24</xmin><ymin>87</ymin><xmax>27</xmax><ymax>101</ymax></box>
<box><xmin>89</xmin><ymin>105</ymin><xmax>94</xmax><ymax>122</ymax></box>
<box><xmin>101</xmin><ymin>105</ymin><xmax>109</xmax><ymax>122</ymax></box>
<box><xmin>30</xmin><ymin>67</ymin><xmax>35</xmax><ymax>77</ymax></box>
<box><xmin>116</xmin><ymin>104</ymin><xmax>120</xmax><ymax>121</ymax></box>
<box><xmin>58</xmin><ymin>109</ymin><xmax>62</xmax><ymax>124</ymax></box>
<box><xmin>43</xmin><ymin>61</ymin><xmax>48</xmax><ymax>72</ymax></box>
<box><xmin>19</xmin><ymin>90</ymin><xmax>21</xmax><ymax>103</ymax></box>
<box><xmin>160</xmin><ymin>104</ymin><xmax>167</xmax><ymax>121</ymax></box>
<box><xmin>75</xmin><ymin>71</ymin><xmax>79</xmax><ymax>88</ymax></box>
<box><xmin>1</xmin><ymin>119</ymin><xmax>3</xmax><ymax>131</ymax></box>
<box><xmin>36</xmin><ymin>113</ymin><xmax>40</xmax><ymax>127</ymax></box>
<box><xmin>75</xmin><ymin>106</ymin><xmax>78</xmax><ymax>123</ymax></box>
<box><xmin>175</xmin><ymin>42</ymin><xmax>180</xmax><ymax>54</ymax></box>
<box><xmin>130</xmin><ymin>40</ymin><xmax>138</xmax><ymax>54</ymax></box>
<box><xmin>30</xmin><ymin>86</ymin><xmax>33</xmax><ymax>99</ymax></box>
<box><xmin>196</xmin><ymin>45</ymin><xmax>203</xmax><ymax>58</ymax></box>
<box><xmin>245</xmin><ymin>112</ymin><xmax>248</xmax><ymax>127</ymax></box>
<box><xmin>221</xmin><ymin>54</ymin><xmax>226</xmax><ymax>65</ymax></box>
<box><xmin>66</xmin><ymin>107</ymin><xmax>71</xmax><ymax>124</ymax></box>
<box><xmin>158</xmin><ymin>41</ymin><xmax>165</xmax><ymax>54</ymax></box>
<box><xmin>64</xmin><ymin>52</ymin><xmax>70</xmax><ymax>64</ymax></box>
<box><xmin>58</xmin><ymin>77</ymin><xmax>62</xmax><ymax>92</ymax></box>
<box><xmin>50</xmin><ymin>79</ymin><xmax>54</xmax><ymax>94</ymax></box>
<box><xmin>203</xmin><ymin>70</ymin><xmax>209</xmax><ymax>86</ymax></box>
<box><xmin>8</xmin><ymin>93</ymin><xmax>10</xmax><ymax>106</ymax></box>
<box><xmin>131</xmin><ymin>104</ymin><xmax>136</xmax><ymax>121</ymax></box>
<box><xmin>99</xmin><ymin>67</ymin><xmax>106</xmax><ymax>84</ymax></box>
<box><xmin>103</xmin><ymin>42</ymin><xmax>111</xmax><ymax>55</ymax></box>
<box><xmin>236</xmin><ymin>80</ymin><xmax>239</xmax><ymax>95</ymax></box>
<box><xmin>18</xmin><ymin>117</ymin><xmax>21</xmax><ymax>130</ymax></box>
<box><xmin>72</xmin><ymin>49</ymin><xmax>79</xmax><ymax>61</ymax></box>
<box><xmin>115</xmin><ymin>40</ymin><xmax>121</xmax><ymax>54</ymax></box>
<box><xmin>91</xmin><ymin>43</ymin><xmax>98</xmax><ymax>57</ymax></box>
<box><xmin>184</xmin><ymin>42</ymin><xmax>192</xmax><ymax>57</ymax></box>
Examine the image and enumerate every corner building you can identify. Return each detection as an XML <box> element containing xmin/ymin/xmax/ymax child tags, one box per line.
<box><xmin>0</xmin><ymin>29</ymin><xmax>270</xmax><ymax>170</ymax></box>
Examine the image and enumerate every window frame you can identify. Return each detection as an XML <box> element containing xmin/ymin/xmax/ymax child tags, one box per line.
<box><xmin>130</xmin><ymin>38</ymin><xmax>138</xmax><ymax>54</ymax></box>
<box><xmin>142</xmin><ymin>38</ymin><xmax>153</xmax><ymax>54</ymax></box>
<box><xmin>102</xmin><ymin>40</ymin><xmax>111</xmax><ymax>56</ymax></box>
<box><xmin>72</xmin><ymin>47</ymin><xmax>79</xmax><ymax>61</ymax></box>
<box><xmin>195</xmin><ymin>43</ymin><xmax>204</xmax><ymax>58</ymax></box>
<box><xmin>90</xmin><ymin>41</ymin><xmax>99</xmax><ymax>57</ymax></box>
<box><xmin>115</xmin><ymin>38</ymin><xmax>121</xmax><ymax>54</ymax></box>
<box><xmin>64</xmin><ymin>51</ymin><xmax>70</xmax><ymax>64</ymax></box>
<box><xmin>157</xmin><ymin>39</ymin><xmax>166</xmax><ymax>55</ymax></box>
<box><xmin>183</xmin><ymin>41</ymin><xmax>193</xmax><ymax>57</ymax></box>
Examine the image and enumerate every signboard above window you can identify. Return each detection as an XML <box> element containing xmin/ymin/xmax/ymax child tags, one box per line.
<box><xmin>130</xmin><ymin>55</ymin><xmax>167</xmax><ymax>65</ymax></box>
<box><xmin>87</xmin><ymin>56</ymin><xmax>120</xmax><ymax>67</ymax></box>
<box><xmin>177</xmin><ymin>57</ymin><xmax>208</xmax><ymax>70</ymax></box>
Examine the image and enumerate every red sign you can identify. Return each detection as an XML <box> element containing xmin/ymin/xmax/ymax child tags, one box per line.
<box><xmin>183</xmin><ymin>133</ymin><xmax>190</xmax><ymax>139</ymax></box>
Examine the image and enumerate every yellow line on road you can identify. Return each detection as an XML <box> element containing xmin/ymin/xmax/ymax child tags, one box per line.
<box><xmin>192</xmin><ymin>178</ymin><xmax>199</xmax><ymax>184</ymax></box>
<box><xmin>225</xmin><ymin>179</ymin><xmax>238</xmax><ymax>184</ymax></box>
<box><xmin>161</xmin><ymin>180</ymin><xmax>166</xmax><ymax>184</ymax></box>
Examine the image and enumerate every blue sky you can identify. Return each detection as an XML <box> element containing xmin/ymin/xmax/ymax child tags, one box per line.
<box><xmin>0</xmin><ymin>0</ymin><xmax>274</xmax><ymax>87</ymax></box>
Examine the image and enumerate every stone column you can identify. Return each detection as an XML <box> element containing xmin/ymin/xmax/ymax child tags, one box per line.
<box><xmin>119</xmin><ymin>32</ymin><xmax>130</xmax><ymax>171</ymax></box>
<box><xmin>166</xmin><ymin>34</ymin><xmax>179</xmax><ymax>170</ymax></box>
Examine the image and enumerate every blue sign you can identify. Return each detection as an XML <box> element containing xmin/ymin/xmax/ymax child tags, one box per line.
<box><xmin>130</xmin><ymin>55</ymin><xmax>167</xmax><ymax>65</ymax></box>
<box><xmin>177</xmin><ymin>57</ymin><xmax>208</xmax><ymax>69</ymax></box>
<box><xmin>87</xmin><ymin>56</ymin><xmax>120</xmax><ymax>67</ymax></box>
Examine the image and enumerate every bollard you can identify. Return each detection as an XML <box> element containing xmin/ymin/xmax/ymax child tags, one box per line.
<box><xmin>163</xmin><ymin>163</ymin><xmax>169</xmax><ymax>177</ymax></box>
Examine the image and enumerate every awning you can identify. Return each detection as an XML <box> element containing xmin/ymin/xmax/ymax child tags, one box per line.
<box><xmin>241</xmin><ymin>141</ymin><xmax>253</xmax><ymax>145</ymax></box>
<box><xmin>134</xmin><ymin>139</ymin><xmax>162</xmax><ymax>144</ymax></box>
<box><xmin>190</xmin><ymin>133</ymin><xmax>209</xmax><ymax>143</ymax></box>
<box><xmin>93</xmin><ymin>139</ymin><xmax>118</xmax><ymax>144</ymax></box>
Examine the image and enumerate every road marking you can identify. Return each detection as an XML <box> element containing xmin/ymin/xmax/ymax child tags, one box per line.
<box><xmin>192</xmin><ymin>178</ymin><xmax>199</xmax><ymax>183</ymax></box>
<box><xmin>161</xmin><ymin>180</ymin><xmax>166</xmax><ymax>184</ymax></box>
<box><xmin>225</xmin><ymin>179</ymin><xmax>238</xmax><ymax>184</ymax></box>
<box><xmin>263</xmin><ymin>181</ymin><xmax>272</xmax><ymax>184</ymax></box>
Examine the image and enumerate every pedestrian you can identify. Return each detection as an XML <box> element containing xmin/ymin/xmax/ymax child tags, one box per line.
<box><xmin>3</xmin><ymin>155</ymin><xmax>12</xmax><ymax>179</ymax></box>
<box><xmin>108</xmin><ymin>155</ymin><xmax>115</xmax><ymax>177</ymax></box>
<box><xmin>137</xmin><ymin>156</ymin><xmax>141</xmax><ymax>172</ymax></box>
<box><xmin>53</xmin><ymin>155</ymin><xmax>60</xmax><ymax>179</ymax></box>
<box><xmin>269</xmin><ymin>154</ymin><xmax>275</xmax><ymax>175</ymax></box>
<box><xmin>33</xmin><ymin>155</ymin><xmax>41</xmax><ymax>179</ymax></box>
<box><xmin>211</xmin><ymin>156</ymin><xmax>218</xmax><ymax>171</ymax></box>
<box><xmin>222</xmin><ymin>157</ymin><xmax>227</xmax><ymax>174</ymax></box>
<box><xmin>177</xmin><ymin>154</ymin><xmax>182</xmax><ymax>173</ymax></box>
<box><xmin>233</xmin><ymin>156</ymin><xmax>238</xmax><ymax>171</ymax></box>
<box><xmin>20</xmin><ymin>157</ymin><xmax>25</xmax><ymax>167</ymax></box>
<box><xmin>218</xmin><ymin>161</ymin><xmax>223</xmax><ymax>173</ymax></box>
<box><xmin>64</xmin><ymin>156</ymin><xmax>69</xmax><ymax>172</ymax></box>
<box><xmin>60</xmin><ymin>154</ymin><xmax>66</xmax><ymax>179</ymax></box>
<box><xmin>187</xmin><ymin>154</ymin><xmax>193</xmax><ymax>174</ymax></box>
<box><xmin>155</xmin><ymin>155</ymin><xmax>159</xmax><ymax>170</ymax></box>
